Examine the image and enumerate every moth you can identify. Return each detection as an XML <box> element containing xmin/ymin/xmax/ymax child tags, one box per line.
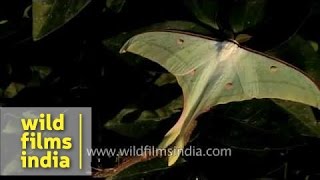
<box><xmin>120</xmin><ymin>31</ymin><xmax>320</xmax><ymax>166</ymax></box>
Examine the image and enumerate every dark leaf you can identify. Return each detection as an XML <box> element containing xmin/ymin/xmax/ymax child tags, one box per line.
<box><xmin>32</xmin><ymin>0</ymin><xmax>91</xmax><ymax>40</ymax></box>
<box><xmin>106</xmin><ymin>0</ymin><xmax>126</xmax><ymax>13</ymax></box>
<box><xmin>105</xmin><ymin>96</ymin><xmax>182</xmax><ymax>138</ymax></box>
<box><xmin>229</xmin><ymin>0</ymin><xmax>266</xmax><ymax>33</ymax></box>
<box><xmin>185</xmin><ymin>0</ymin><xmax>219</xmax><ymax>30</ymax></box>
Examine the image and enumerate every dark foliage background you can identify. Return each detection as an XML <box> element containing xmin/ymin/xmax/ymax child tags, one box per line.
<box><xmin>1</xmin><ymin>0</ymin><xmax>320</xmax><ymax>179</ymax></box>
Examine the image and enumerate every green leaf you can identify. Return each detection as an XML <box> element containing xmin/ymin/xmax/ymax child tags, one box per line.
<box><xmin>309</xmin><ymin>40</ymin><xmax>318</xmax><ymax>52</ymax></box>
<box><xmin>30</xmin><ymin>66</ymin><xmax>52</xmax><ymax>79</ymax></box>
<box><xmin>186</xmin><ymin>0</ymin><xmax>266</xmax><ymax>33</ymax></box>
<box><xmin>235</xmin><ymin>34</ymin><xmax>252</xmax><ymax>43</ymax></box>
<box><xmin>4</xmin><ymin>82</ymin><xmax>25</xmax><ymax>98</ymax></box>
<box><xmin>273</xmin><ymin>99</ymin><xmax>320</xmax><ymax>137</ymax></box>
<box><xmin>105</xmin><ymin>96</ymin><xmax>182</xmax><ymax>138</ymax></box>
<box><xmin>212</xmin><ymin>99</ymin><xmax>308</xmax><ymax>150</ymax></box>
<box><xmin>106</xmin><ymin>0</ymin><xmax>126</xmax><ymax>13</ymax></box>
<box><xmin>32</xmin><ymin>0</ymin><xmax>91</xmax><ymax>41</ymax></box>
<box><xmin>0</xmin><ymin>20</ymin><xmax>8</xmax><ymax>25</ymax></box>
<box><xmin>121</xmin><ymin>31</ymin><xmax>320</xmax><ymax>165</ymax></box>
<box><xmin>229</xmin><ymin>0</ymin><xmax>266</xmax><ymax>33</ymax></box>
<box><xmin>23</xmin><ymin>5</ymin><xmax>32</xmax><ymax>19</ymax></box>
<box><xmin>185</xmin><ymin>0</ymin><xmax>219</xmax><ymax>30</ymax></box>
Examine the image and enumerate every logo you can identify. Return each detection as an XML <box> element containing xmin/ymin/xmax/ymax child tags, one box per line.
<box><xmin>0</xmin><ymin>108</ymin><xmax>92</xmax><ymax>176</ymax></box>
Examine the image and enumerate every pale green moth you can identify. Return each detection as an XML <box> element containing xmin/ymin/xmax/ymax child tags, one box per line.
<box><xmin>120</xmin><ymin>31</ymin><xmax>320</xmax><ymax>166</ymax></box>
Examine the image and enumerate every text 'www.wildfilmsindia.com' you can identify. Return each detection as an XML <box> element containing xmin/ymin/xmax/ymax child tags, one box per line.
<box><xmin>86</xmin><ymin>146</ymin><xmax>232</xmax><ymax>158</ymax></box>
